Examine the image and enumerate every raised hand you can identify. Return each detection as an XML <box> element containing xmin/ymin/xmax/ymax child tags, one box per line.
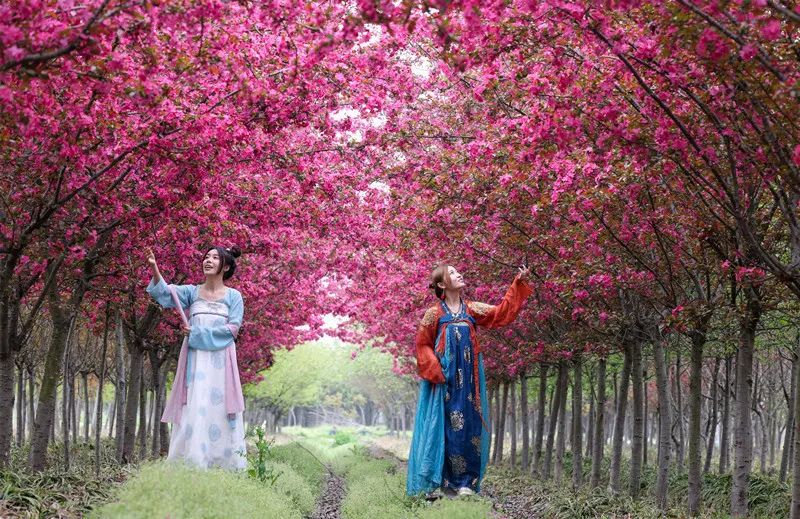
<box><xmin>517</xmin><ymin>265</ymin><xmax>531</xmax><ymax>281</ymax></box>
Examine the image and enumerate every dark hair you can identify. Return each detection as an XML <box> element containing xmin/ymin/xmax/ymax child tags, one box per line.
<box><xmin>204</xmin><ymin>245</ymin><xmax>242</xmax><ymax>280</ymax></box>
<box><xmin>428</xmin><ymin>264</ymin><xmax>452</xmax><ymax>300</ymax></box>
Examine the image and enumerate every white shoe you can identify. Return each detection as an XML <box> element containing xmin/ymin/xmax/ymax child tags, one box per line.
<box><xmin>457</xmin><ymin>487</ymin><xmax>475</xmax><ymax>496</ymax></box>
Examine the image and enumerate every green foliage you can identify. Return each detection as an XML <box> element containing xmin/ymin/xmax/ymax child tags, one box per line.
<box><xmin>268</xmin><ymin>461</ymin><xmax>317</xmax><ymax>517</ymax></box>
<box><xmin>92</xmin><ymin>463</ymin><xmax>302</xmax><ymax>519</ymax></box>
<box><xmin>333</xmin><ymin>430</ymin><xmax>357</xmax><ymax>446</ymax></box>
<box><xmin>270</xmin><ymin>442</ymin><xmax>327</xmax><ymax>491</ymax></box>
<box><xmin>245</xmin><ymin>426</ymin><xmax>279</xmax><ymax>485</ymax></box>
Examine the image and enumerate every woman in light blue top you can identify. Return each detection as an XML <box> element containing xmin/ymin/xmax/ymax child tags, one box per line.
<box><xmin>146</xmin><ymin>245</ymin><xmax>246</xmax><ymax>470</ymax></box>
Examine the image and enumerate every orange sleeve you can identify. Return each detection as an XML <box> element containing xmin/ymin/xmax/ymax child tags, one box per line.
<box><xmin>467</xmin><ymin>277</ymin><xmax>533</xmax><ymax>329</ymax></box>
<box><xmin>415</xmin><ymin>307</ymin><xmax>445</xmax><ymax>384</ymax></box>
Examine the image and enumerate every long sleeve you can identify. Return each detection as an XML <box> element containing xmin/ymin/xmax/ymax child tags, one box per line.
<box><xmin>467</xmin><ymin>277</ymin><xmax>532</xmax><ymax>329</ymax></box>
<box><xmin>188</xmin><ymin>289</ymin><xmax>244</xmax><ymax>351</ymax></box>
<box><xmin>146</xmin><ymin>277</ymin><xmax>194</xmax><ymax>309</ymax></box>
<box><xmin>415</xmin><ymin>307</ymin><xmax>445</xmax><ymax>384</ymax></box>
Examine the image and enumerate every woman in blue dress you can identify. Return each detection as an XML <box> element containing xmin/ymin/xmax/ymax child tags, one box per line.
<box><xmin>407</xmin><ymin>264</ymin><xmax>532</xmax><ymax>497</ymax></box>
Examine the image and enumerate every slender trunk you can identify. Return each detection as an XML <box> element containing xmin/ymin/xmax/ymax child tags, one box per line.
<box><xmin>107</xmin><ymin>395</ymin><xmax>116</xmax><ymax>438</ymax></box>
<box><xmin>0</xmin><ymin>354</ymin><xmax>16</xmax><ymax>466</ymax></box>
<box><xmin>572</xmin><ymin>357</ymin><xmax>583</xmax><ymax>489</ymax></box>
<box><xmin>520</xmin><ymin>374</ymin><xmax>530</xmax><ymax>471</ymax></box>
<box><xmin>783</xmin><ymin>346</ymin><xmax>799</xmax><ymax>483</ymax></box>
<box><xmin>114</xmin><ymin>316</ymin><xmax>127</xmax><ymax>461</ymax></box>
<box><xmin>676</xmin><ymin>351</ymin><xmax>685</xmax><ymax>472</ymax></box>
<box><xmin>590</xmin><ymin>358</ymin><xmax>606</xmax><ymax>488</ymax></box>
<box><xmin>791</xmin><ymin>329</ymin><xmax>800</xmax><ymax>518</ymax></box>
<box><xmin>532</xmin><ymin>365</ymin><xmax>548</xmax><ymax>476</ymax></box>
<box><xmin>137</xmin><ymin>362</ymin><xmax>147</xmax><ymax>461</ymax></box>
<box><xmin>62</xmin><ymin>339</ymin><xmax>73</xmax><ymax>470</ymax></box>
<box><xmin>629</xmin><ymin>340</ymin><xmax>644</xmax><ymax>499</ymax></box>
<box><xmin>497</xmin><ymin>382</ymin><xmax>510</xmax><ymax>464</ymax></box>
<box><xmin>158</xmin><ymin>365</ymin><xmax>169</xmax><ymax>454</ymax></box>
<box><xmin>16</xmin><ymin>365</ymin><xmax>25</xmax><ymax>447</ymax></box>
<box><xmin>510</xmin><ymin>380</ymin><xmax>517</xmax><ymax>468</ymax></box>
<box><xmin>27</xmin><ymin>367</ymin><xmax>35</xmax><ymax>443</ymax></box>
<box><xmin>121</xmin><ymin>344</ymin><xmax>142</xmax><ymax>463</ymax></box>
<box><xmin>688</xmin><ymin>331</ymin><xmax>705</xmax><ymax>515</ymax></box>
<box><xmin>731</xmin><ymin>288</ymin><xmax>761</xmax><ymax>518</ymax></box>
<box><xmin>610</xmin><ymin>345</ymin><xmax>632</xmax><ymax>494</ymax></box>
<box><xmin>554</xmin><ymin>363</ymin><xmax>568</xmax><ymax>482</ymax></box>
<box><xmin>70</xmin><ymin>373</ymin><xmax>77</xmax><ymax>446</ymax></box>
<box><xmin>705</xmin><ymin>357</ymin><xmax>721</xmax><ymax>474</ymax></box>
<box><xmin>643</xmin><ymin>370</ymin><xmax>648</xmax><ymax>468</ymax></box>
<box><xmin>586</xmin><ymin>370</ymin><xmax>595</xmax><ymax>459</ymax></box>
<box><xmin>543</xmin><ymin>363</ymin><xmax>565</xmax><ymax>480</ymax></box>
<box><xmin>82</xmin><ymin>372</ymin><xmax>89</xmax><ymax>443</ymax></box>
<box><xmin>720</xmin><ymin>355</ymin><xmax>732</xmax><ymax>473</ymax></box>
<box><xmin>29</xmin><ymin>309</ymin><xmax>74</xmax><ymax>471</ymax></box>
<box><xmin>653</xmin><ymin>338</ymin><xmax>672</xmax><ymax>510</ymax></box>
<box><xmin>95</xmin><ymin>310</ymin><xmax>109</xmax><ymax>477</ymax></box>
<box><xmin>490</xmin><ymin>386</ymin><xmax>499</xmax><ymax>463</ymax></box>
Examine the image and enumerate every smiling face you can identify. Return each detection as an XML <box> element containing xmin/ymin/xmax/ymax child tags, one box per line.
<box><xmin>442</xmin><ymin>265</ymin><xmax>466</xmax><ymax>291</ymax></box>
<box><xmin>202</xmin><ymin>248</ymin><xmax>228</xmax><ymax>278</ymax></box>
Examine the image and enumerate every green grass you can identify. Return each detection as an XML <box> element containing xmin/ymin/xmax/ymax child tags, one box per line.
<box><xmin>92</xmin><ymin>462</ymin><xmax>301</xmax><ymax>519</ymax></box>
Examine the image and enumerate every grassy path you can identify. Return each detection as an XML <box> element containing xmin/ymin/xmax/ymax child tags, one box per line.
<box><xmin>91</xmin><ymin>427</ymin><xmax>497</xmax><ymax>518</ymax></box>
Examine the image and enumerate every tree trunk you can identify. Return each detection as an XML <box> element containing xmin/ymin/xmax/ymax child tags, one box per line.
<box><xmin>497</xmin><ymin>382</ymin><xmax>510</xmax><ymax>465</ymax></box>
<box><xmin>137</xmin><ymin>362</ymin><xmax>148</xmax><ymax>461</ymax></box>
<box><xmin>16</xmin><ymin>365</ymin><xmax>25</xmax><ymax>447</ymax></box>
<box><xmin>490</xmin><ymin>386</ymin><xmax>498</xmax><ymax>463</ymax></box>
<box><xmin>610</xmin><ymin>344</ymin><xmax>632</xmax><ymax>494</ymax></box>
<box><xmin>27</xmin><ymin>367</ymin><xmax>35</xmax><ymax>443</ymax></box>
<box><xmin>114</xmin><ymin>316</ymin><xmax>127</xmax><ymax>461</ymax></box>
<box><xmin>121</xmin><ymin>345</ymin><xmax>142</xmax><ymax>463</ymax></box>
<box><xmin>705</xmin><ymin>357</ymin><xmax>721</xmax><ymax>475</ymax></box>
<box><xmin>643</xmin><ymin>369</ymin><xmax>648</xmax><ymax>468</ymax></box>
<box><xmin>653</xmin><ymin>338</ymin><xmax>672</xmax><ymax>510</ymax></box>
<box><xmin>28</xmin><ymin>306</ymin><xmax>74</xmax><ymax>471</ymax></box>
<box><xmin>720</xmin><ymin>355</ymin><xmax>732</xmax><ymax>474</ymax></box>
<box><xmin>520</xmin><ymin>374</ymin><xmax>530</xmax><ymax>471</ymax></box>
<box><xmin>554</xmin><ymin>363</ymin><xmax>568</xmax><ymax>482</ymax></box>
<box><xmin>688</xmin><ymin>331</ymin><xmax>705</xmax><ymax>515</ymax></box>
<box><xmin>543</xmin><ymin>363</ymin><xmax>565</xmax><ymax>480</ymax></box>
<box><xmin>791</xmin><ymin>329</ymin><xmax>800</xmax><ymax>518</ymax></box>
<box><xmin>95</xmin><ymin>310</ymin><xmax>109</xmax><ymax>477</ymax></box>
<box><xmin>586</xmin><ymin>369</ymin><xmax>595</xmax><ymax>460</ymax></box>
<box><xmin>629</xmin><ymin>340</ymin><xmax>644</xmax><ymax>499</ymax></box>
<box><xmin>572</xmin><ymin>357</ymin><xmax>583</xmax><ymax>489</ymax></box>
<box><xmin>731</xmin><ymin>287</ymin><xmax>761</xmax><ymax>518</ymax></box>
<box><xmin>590</xmin><ymin>357</ymin><xmax>606</xmax><ymax>488</ymax></box>
<box><xmin>82</xmin><ymin>372</ymin><xmax>90</xmax><ymax>443</ymax></box>
<box><xmin>783</xmin><ymin>345</ymin><xmax>798</xmax><ymax>483</ymax></box>
<box><xmin>675</xmin><ymin>351</ymin><xmax>685</xmax><ymax>472</ymax></box>
<box><xmin>510</xmin><ymin>380</ymin><xmax>517</xmax><ymax>468</ymax></box>
<box><xmin>532</xmin><ymin>365</ymin><xmax>548</xmax><ymax>476</ymax></box>
<box><xmin>0</xmin><ymin>353</ymin><xmax>17</xmax><ymax>466</ymax></box>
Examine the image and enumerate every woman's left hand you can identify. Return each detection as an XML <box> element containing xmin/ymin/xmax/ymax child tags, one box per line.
<box><xmin>517</xmin><ymin>266</ymin><xmax>531</xmax><ymax>280</ymax></box>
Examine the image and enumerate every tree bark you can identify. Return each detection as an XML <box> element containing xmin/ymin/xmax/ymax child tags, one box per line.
<box><xmin>653</xmin><ymin>338</ymin><xmax>672</xmax><ymax>510</ymax></box>
<box><xmin>28</xmin><ymin>301</ymin><xmax>75</xmax><ymax>471</ymax></box>
<box><xmin>731</xmin><ymin>287</ymin><xmax>761</xmax><ymax>518</ymax></box>
<box><xmin>629</xmin><ymin>340</ymin><xmax>644</xmax><ymax>499</ymax></box>
<box><xmin>554</xmin><ymin>363</ymin><xmax>568</xmax><ymax>482</ymax></box>
<box><xmin>720</xmin><ymin>355</ymin><xmax>732</xmax><ymax>474</ymax></box>
<box><xmin>520</xmin><ymin>374</ymin><xmax>530</xmax><ymax>471</ymax></box>
<box><xmin>688</xmin><ymin>331</ymin><xmax>706</xmax><ymax>515</ymax></box>
<box><xmin>590</xmin><ymin>357</ymin><xmax>606</xmax><ymax>488</ymax></box>
<box><xmin>532</xmin><ymin>364</ymin><xmax>548</xmax><ymax>476</ymax></box>
<box><xmin>27</xmin><ymin>367</ymin><xmax>35</xmax><ymax>443</ymax></box>
<box><xmin>543</xmin><ymin>363</ymin><xmax>565</xmax><ymax>480</ymax></box>
<box><xmin>675</xmin><ymin>351</ymin><xmax>685</xmax><ymax>472</ymax></box>
<box><xmin>610</xmin><ymin>344</ymin><xmax>632</xmax><ymax>494</ymax></box>
<box><xmin>95</xmin><ymin>308</ymin><xmax>109</xmax><ymax>477</ymax></box>
<box><xmin>572</xmin><ymin>357</ymin><xmax>583</xmax><ymax>489</ymax></box>
<box><xmin>137</xmin><ymin>362</ymin><xmax>147</xmax><ymax>461</ymax></box>
<box><xmin>82</xmin><ymin>372</ymin><xmax>90</xmax><ymax>443</ymax></box>
<box><xmin>121</xmin><ymin>344</ymin><xmax>142</xmax><ymax>463</ymax></box>
<box><xmin>705</xmin><ymin>357</ymin><xmax>721</xmax><ymax>475</ymax></box>
<box><xmin>16</xmin><ymin>364</ymin><xmax>25</xmax><ymax>447</ymax></box>
<box><xmin>783</xmin><ymin>344</ymin><xmax>798</xmax><ymax>483</ymax></box>
<box><xmin>510</xmin><ymin>380</ymin><xmax>517</xmax><ymax>468</ymax></box>
<box><xmin>586</xmin><ymin>369</ymin><xmax>595</xmax><ymax>460</ymax></box>
<box><xmin>497</xmin><ymin>382</ymin><xmax>510</xmax><ymax>465</ymax></box>
<box><xmin>791</xmin><ymin>329</ymin><xmax>800</xmax><ymax>518</ymax></box>
<box><xmin>114</xmin><ymin>315</ymin><xmax>127</xmax><ymax>461</ymax></box>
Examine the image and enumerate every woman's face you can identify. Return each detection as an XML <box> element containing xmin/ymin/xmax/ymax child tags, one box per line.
<box><xmin>447</xmin><ymin>266</ymin><xmax>466</xmax><ymax>290</ymax></box>
<box><xmin>202</xmin><ymin>249</ymin><xmax>226</xmax><ymax>277</ymax></box>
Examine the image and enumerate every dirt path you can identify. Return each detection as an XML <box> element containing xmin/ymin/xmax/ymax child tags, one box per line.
<box><xmin>311</xmin><ymin>467</ymin><xmax>346</xmax><ymax>519</ymax></box>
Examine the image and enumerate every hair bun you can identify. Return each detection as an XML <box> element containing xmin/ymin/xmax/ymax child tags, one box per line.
<box><xmin>227</xmin><ymin>245</ymin><xmax>242</xmax><ymax>259</ymax></box>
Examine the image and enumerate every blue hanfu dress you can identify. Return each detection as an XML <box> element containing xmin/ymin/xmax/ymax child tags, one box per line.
<box><xmin>147</xmin><ymin>278</ymin><xmax>248</xmax><ymax>470</ymax></box>
<box><xmin>406</xmin><ymin>277</ymin><xmax>532</xmax><ymax>495</ymax></box>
